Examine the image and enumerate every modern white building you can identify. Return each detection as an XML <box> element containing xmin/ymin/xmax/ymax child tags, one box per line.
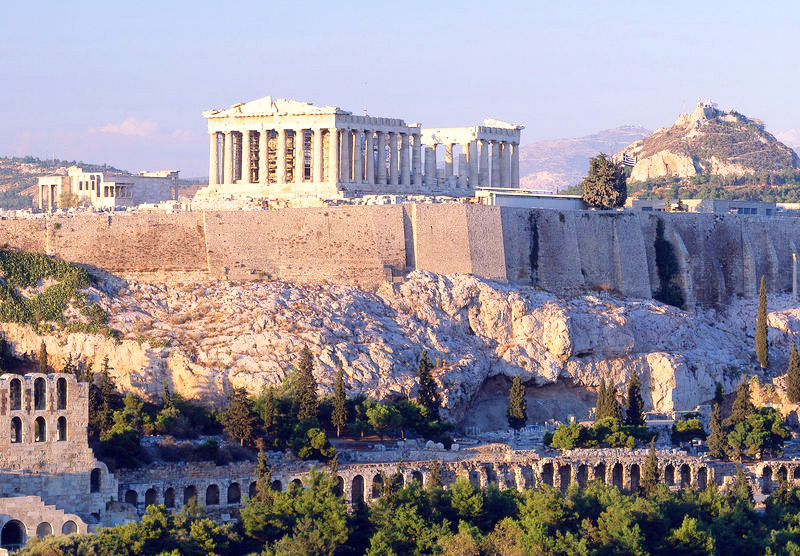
<box><xmin>475</xmin><ymin>188</ymin><xmax>586</xmax><ymax>210</ymax></box>
<box><xmin>195</xmin><ymin>96</ymin><xmax>523</xmax><ymax>205</ymax></box>
<box><xmin>37</xmin><ymin>167</ymin><xmax>178</xmax><ymax>211</ymax></box>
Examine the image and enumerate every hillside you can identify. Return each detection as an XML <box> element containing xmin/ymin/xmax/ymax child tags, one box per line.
<box><xmin>518</xmin><ymin>126</ymin><xmax>650</xmax><ymax>192</ymax></box>
<box><xmin>615</xmin><ymin>101</ymin><xmax>800</xmax><ymax>184</ymax></box>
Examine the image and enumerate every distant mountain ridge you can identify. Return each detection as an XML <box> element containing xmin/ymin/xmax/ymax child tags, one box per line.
<box><xmin>518</xmin><ymin>125</ymin><xmax>651</xmax><ymax>192</ymax></box>
<box><xmin>613</xmin><ymin>101</ymin><xmax>800</xmax><ymax>183</ymax></box>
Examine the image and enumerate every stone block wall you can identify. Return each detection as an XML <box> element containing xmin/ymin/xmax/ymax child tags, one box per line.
<box><xmin>0</xmin><ymin>495</ymin><xmax>88</xmax><ymax>549</ymax></box>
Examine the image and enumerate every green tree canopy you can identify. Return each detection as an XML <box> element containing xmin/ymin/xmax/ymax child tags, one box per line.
<box><xmin>507</xmin><ymin>376</ymin><xmax>527</xmax><ymax>432</ymax></box>
<box><xmin>417</xmin><ymin>351</ymin><xmax>441</xmax><ymax>421</ymax></box>
<box><xmin>296</xmin><ymin>345</ymin><xmax>319</xmax><ymax>422</ymax></box>
<box><xmin>220</xmin><ymin>388</ymin><xmax>262</xmax><ymax>447</ymax></box>
<box><xmin>581</xmin><ymin>153</ymin><xmax>628</xmax><ymax>209</ymax></box>
<box><xmin>624</xmin><ymin>371</ymin><xmax>646</xmax><ymax>427</ymax></box>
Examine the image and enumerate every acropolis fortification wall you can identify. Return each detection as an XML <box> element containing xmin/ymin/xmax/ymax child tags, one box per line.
<box><xmin>0</xmin><ymin>204</ymin><xmax>798</xmax><ymax>306</ymax></box>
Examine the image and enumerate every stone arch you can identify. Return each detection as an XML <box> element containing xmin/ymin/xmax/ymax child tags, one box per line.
<box><xmin>352</xmin><ymin>475</ymin><xmax>365</xmax><ymax>505</ymax></box>
<box><xmin>145</xmin><ymin>488</ymin><xmax>157</xmax><ymax>506</ymax></box>
<box><xmin>763</xmin><ymin>467</ymin><xmax>774</xmax><ymax>494</ymax></box>
<box><xmin>696</xmin><ymin>467</ymin><xmax>708</xmax><ymax>490</ymax></box>
<box><xmin>612</xmin><ymin>463</ymin><xmax>623</xmax><ymax>489</ymax></box>
<box><xmin>206</xmin><ymin>484</ymin><xmax>220</xmax><ymax>506</ymax></box>
<box><xmin>62</xmin><ymin>521</ymin><xmax>77</xmax><ymax>535</ymax></box>
<box><xmin>36</xmin><ymin>522</ymin><xmax>52</xmax><ymax>538</ymax></box>
<box><xmin>541</xmin><ymin>462</ymin><xmax>554</xmax><ymax>486</ymax></box>
<box><xmin>485</xmin><ymin>465</ymin><xmax>498</xmax><ymax>485</ymax></box>
<box><xmin>559</xmin><ymin>464</ymin><xmax>571</xmax><ymax>492</ymax></box>
<box><xmin>520</xmin><ymin>466</ymin><xmax>535</xmax><ymax>489</ymax></box>
<box><xmin>664</xmin><ymin>464</ymin><xmax>675</xmax><ymax>486</ymax></box>
<box><xmin>1</xmin><ymin>520</ymin><xmax>25</xmax><ymax>549</ymax></box>
<box><xmin>228</xmin><ymin>483</ymin><xmax>241</xmax><ymax>505</ymax></box>
<box><xmin>57</xmin><ymin>377</ymin><xmax>67</xmax><ymax>410</ymax></box>
<box><xmin>371</xmin><ymin>473</ymin><xmax>383</xmax><ymax>498</ymax></box>
<box><xmin>125</xmin><ymin>489</ymin><xmax>138</xmax><ymax>506</ymax></box>
<box><xmin>248</xmin><ymin>482</ymin><xmax>257</xmax><ymax>499</ymax></box>
<box><xmin>411</xmin><ymin>471</ymin><xmax>424</xmax><ymax>486</ymax></box>
<box><xmin>794</xmin><ymin>466</ymin><xmax>800</xmax><ymax>481</ymax></box>
<box><xmin>34</xmin><ymin>377</ymin><xmax>46</xmax><ymax>410</ymax></box>
<box><xmin>576</xmin><ymin>464</ymin><xmax>588</xmax><ymax>487</ymax></box>
<box><xmin>34</xmin><ymin>416</ymin><xmax>46</xmax><ymax>442</ymax></box>
<box><xmin>468</xmin><ymin>469</ymin><xmax>482</xmax><ymax>488</ymax></box>
<box><xmin>164</xmin><ymin>488</ymin><xmax>176</xmax><ymax>509</ymax></box>
<box><xmin>10</xmin><ymin>416</ymin><xmax>22</xmax><ymax>443</ymax></box>
<box><xmin>594</xmin><ymin>463</ymin><xmax>606</xmax><ymax>484</ymax></box>
<box><xmin>271</xmin><ymin>479</ymin><xmax>282</xmax><ymax>492</ymax></box>
<box><xmin>9</xmin><ymin>377</ymin><xmax>21</xmax><ymax>410</ymax></box>
<box><xmin>184</xmin><ymin>485</ymin><xmax>197</xmax><ymax>505</ymax></box>
<box><xmin>334</xmin><ymin>476</ymin><xmax>344</xmax><ymax>497</ymax></box>
<box><xmin>90</xmin><ymin>468</ymin><xmax>101</xmax><ymax>493</ymax></box>
<box><xmin>291</xmin><ymin>478</ymin><xmax>302</xmax><ymax>488</ymax></box>
<box><xmin>680</xmin><ymin>464</ymin><xmax>691</xmax><ymax>488</ymax></box>
<box><xmin>629</xmin><ymin>464</ymin><xmax>640</xmax><ymax>491</ymax></box>
<box><xmin>57</xmin><ymin>416</ymin><xmax>67</xmax><ymax>441</ymax></box>
<box><xmin>779</xmin><ymin>465</ymin><xmax>788</xmax><ymax>483</ymax></box>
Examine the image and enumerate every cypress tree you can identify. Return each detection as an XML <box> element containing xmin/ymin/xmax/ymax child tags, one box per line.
<box><xmin>417</xmin><ymin>351</ymin><xmax>440</xmax><ymax>421</ymax></box>
<box><xmin>254</xmin><ymin>446</ymin><xmax>273</xmax><ymax>501</ymax></box>
<box><xmin>606</xmin><ymin>382</ymin><xmax>623</xmax><ymax>422</ymax></box>
<box><xmin>756</xmin><ymin>275</ymin><xmax>769</xmax><ymax>369</ymax></box>
<box><xmin>640</xmin><ymin>438</ymin><xmax>659</xmax><ymax>495</ymax></box>
<box><xmin>296</xmin><ymin>345</ymin><xmax>318</xmax><ymax>421</ymax></box>
<box><xmin>726</xmin><ymin>380</ymin><xmax>755</xmax><ymax>428</ymax></box>
<box><xmin>787</xmin><ymin>344</ymin><xmax>800</xmax><ymax>403</ymax></box>
<box><xmin>506</xmin><ymin>376</ymin><xmax>527</xmax><ymax>432</ymax></box>
<box><xmin>38</xmin><ymin>341</ymin><xmax>49</xmax><ymax>374</ymax></box>
<box><xmin>332</xmin><ymin>361</ymin><xmax>347</xmax><ymax>438</ymax></box>
<box><xmin>595</xmin><ymin>378</ymin><xmax>607</xmax><ymax>421</ymax></box>
<box><xmin>707</xmin><ymin>404</ymin><xmax>727</xmax><ymax>459</ymax></box>
<box><xmin>220</xmin><ymin>388</ymin><xmax>262</xmax><ymax>447</ymax></box>
<box><xmin>625</xmin><ymin>371</ymin><xmax>646</xmax><ymax>427</ymax></box>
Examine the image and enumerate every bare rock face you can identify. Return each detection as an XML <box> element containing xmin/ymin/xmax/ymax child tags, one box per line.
<box><xmin>3</xmin><ymin>272</ymin><xmax>799</xmax><ymax>424</ymax></box>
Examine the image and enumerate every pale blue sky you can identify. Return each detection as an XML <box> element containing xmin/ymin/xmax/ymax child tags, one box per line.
<box><xmin>2</xmin><ymin>0</ymin><xmax>799</xmax><ymax>177</ymax></box>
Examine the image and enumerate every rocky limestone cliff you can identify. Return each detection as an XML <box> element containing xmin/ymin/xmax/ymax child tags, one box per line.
<box><xmin>614</xmin><ymin>101</ymin><xmax>800</xmax><ymax>182</ymax></box>
<box><xmin>2</xmin><ymin>272</ymin><xmax>798</xmax><ymax>425</ymax></box>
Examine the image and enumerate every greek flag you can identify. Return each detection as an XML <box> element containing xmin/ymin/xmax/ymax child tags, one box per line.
<box><xmin>622</xmin><ymin>154</ymin><xmax>636</xmax><ymax>167</ymax></box>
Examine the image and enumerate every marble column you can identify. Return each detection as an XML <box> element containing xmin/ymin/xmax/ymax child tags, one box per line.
<box><xmin>425</xmin><ymin>146</ymin><xmax>436</xmax><ymax>187</ymax></box>
<box><xmin>412</xmin><ymin>134</ymin><xmax>422</xmax><ymax>185</ymax></box>
<box><xmin>457</xmin><ymin>153</ymin><xmax>467</xmax><ymax>188</ymax></box>
<box><xmin>294</xmin><ymin>130</ymin><xmax>304</xmax><ymax>183</ymax></box>
<box><xmin>376</xmin><ymin>132</ymin><xmax>387</xmax><ymax>185</ymax></box>
<box><xmin>353</xmin><ymin>129</ymin><xmax>364</xmax><ymax>184</ymax></box>
<box><xmin>468</xmin><ymin>141</ymin><xmax>478</xmax><ymax>189</ymax></box>
<box><xmin>388</xmin><ymin>132</ymin><xmax>399</xmax><ymax>186</ymax></box>
<box><xmin>39</xmin><ymin>184</ymin><xmax>44</xmax><ymax>210</ymax></box>
<box><xmin>478</xmin><ymin>140</ymin><xmax>489</xmax><ymax>187</ymax></box>
<box><xmin>365</xmin><ymin>131</ymin><xmax>375</xmax><ymax>185</ymax></box>
<box><xmin>313</xmin><ymin>129</ymin><xmax>324</xmax><ymax>182</ymax></box>
<box><xmin>444</xmin><ymin>144</ymin><xmax>454</xmax><ymax>179</ymax></box>
<box><xmin>341</xmin><ymin>129</ymin><xmax>351</xmax><ymax>183</ymax></box>
<box><xmin>491</xmin><ymin>141</ymin><xmax>501</xmax><ymax>187</ymax></box>
<box><xmin>328</xmin><ymin>129</ymin><xmax>339</xmax><ymax>184</ymax></box>
<box><xmin>259</xmin><ymin>130</ymin><xmax>269</xmax><ymax>184</ymax></box>
<box><xmin>276</xmin><ymin>129</ymin><xmax>286</xmax><ymax>184</ymax></box>
<box><xmin>499</xmin><ymin>141</ymin><xmax>509</xmax><ymax>186</ymax></box>
<box><xmin>208</xmin><ymin>133</ymin><xmax>219</xmax><ymax>186</ymax></box>
<box><xmin>400</xmin><ymin>133</ymin><xmax>411</xmax><ymax>187</ymax></box>
<box><xmin>510</xmin><ymin>142</ymin><xmax>520</xmax><ymax>187</ymax></box>
<box><xmin>241</xmin><ymin>130</ymin><xmax>250</xmax><ymax>184</ymax></box>
<box><xmin>223</xmin><ymin>131</ymin><xmax>233</xmax><ymax>184</ymax></box>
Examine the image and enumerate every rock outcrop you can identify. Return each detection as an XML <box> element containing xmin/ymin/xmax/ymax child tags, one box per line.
<box><xmin>2</xmin><ymin>272</ymin><xmax>798</xmax><ymax>424</ymax></box>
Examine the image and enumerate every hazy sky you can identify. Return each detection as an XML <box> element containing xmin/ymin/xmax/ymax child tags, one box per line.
<box><xmin>3</xmin><ymin>0</ymin><xmax>799</xmax><ymax>177</ymax></box>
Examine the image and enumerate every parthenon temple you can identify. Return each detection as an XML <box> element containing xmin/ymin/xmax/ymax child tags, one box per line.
<box><xmin>194</xmin><ymin>96</ymin><xmax>523</xmax><ymax>204</ymax></box>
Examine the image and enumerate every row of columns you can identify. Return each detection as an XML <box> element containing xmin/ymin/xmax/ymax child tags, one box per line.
<box><xmin>209</xmin><ymin>128</ymin><xmax>424</xmax><ymax>188</ymax></box>
<box><xmin>423</xmin><ymin>139</ymin><xmax>519</xmax><ymax>188</ymax></box>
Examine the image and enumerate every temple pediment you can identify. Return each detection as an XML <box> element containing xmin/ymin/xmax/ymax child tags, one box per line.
<box><xmin>203</xmin><ymin>96</ymin><xmax>349</xmax><ymax>119</ymax></box>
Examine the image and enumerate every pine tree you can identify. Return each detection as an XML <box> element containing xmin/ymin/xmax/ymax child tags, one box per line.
<box><xmin>595</xmin><ymin>378</ymin><xmax>607</xmax><ymax>422</ymax></box>
<box><xmin>295</xmin><ymin>345</ymin><xmax>318</xmax><ymax>422</ymax></box>
<box><xmin>726</xmin><ymin>380</ymin><xmax>755</xmax><ymax>428</ymax></box>
<box><xmin>640</xmin><ymin>438</ymin><xmax>659</xmax><ymax>495</ymax></box>
<box><xmin>730</xmin><ymin>466</ymin><xmax>753</xmax><ymax>508</ymax></box>
<box><xmin>707</xmin><ymin>404</ymin><xmax>727</xmax><ymax>459</ymax></box>
<box><xmin>417</xmin><ymin>351</ymin><xmax>441</xmax><ymax>421</ymax></box>
<box><xmin>38</xmin><ymin>341</ymin><xmax>49</xmax><ymax>374</ymax></box>
<box><xmin>756</xmin><ymin>275</ymin><xmax>769</xmax><ymax>369</ymax></box>
<box><xmin>625</xmin><ymin>371</ymin><xmax>646</xmax><ymax>427</ymax></box>
<box><xmin>332</xmin><ymin>362</ymin><xmax>347</xmax><ymax>438</ymax></box>
<box><xmin>580</xmin><ymin>153</ymin><xmax>627</xmax><ymax>209</ymax></box>
<box><xmin>506</xmin><ymin>376</ymin><xmax>527</xmax><ymax>432</ymax></box>
<box><xmin>428</xmin><ymin>460</ymin><xmax>442</xmax><ymax>489</ymax></box>
<box><xmin>220</xmin><ymin>388</ymin><xmax>262</xmax><ymax>447</ymax></box>
<box><xmin>786</xmin><ymin>344</ymin><xmax>800</xmax><ymax>403</ymax></box>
